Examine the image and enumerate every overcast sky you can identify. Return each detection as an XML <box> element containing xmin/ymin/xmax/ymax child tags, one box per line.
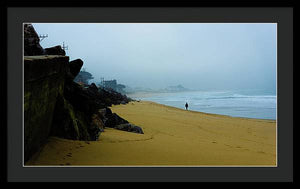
<box><xmin>32</xmin><ymin>23</ymin><xmax>276</xmax><ymax>93</ymax></box>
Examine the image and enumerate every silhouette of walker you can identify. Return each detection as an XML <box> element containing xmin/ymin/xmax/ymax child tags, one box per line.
<box><xmin>185</xmin><ymin>102</ymin><xmax>189</xmax><ymax>110</ymax></box>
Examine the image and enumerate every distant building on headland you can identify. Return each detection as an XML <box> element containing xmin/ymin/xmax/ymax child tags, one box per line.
<box><xmin>99</xmin><ymin>78</ymin><xmax>126</xmax><ymax>94</ymax></box>
<box><xmin>164</xmin><ymin>84</ymin><xmax>190</xmax><ymax>92</ymax></box>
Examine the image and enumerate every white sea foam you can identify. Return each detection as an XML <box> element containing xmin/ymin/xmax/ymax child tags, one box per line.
<box><xmin>137</xmin><ymin>90</ymin><xmax>276</xmax><ymax>120</ymax></box>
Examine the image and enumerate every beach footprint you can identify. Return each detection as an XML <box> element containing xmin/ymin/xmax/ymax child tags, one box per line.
<box><xmin>257</xmin><ymin>151</ymin><xmax>266</xmax><ymax>154</ymax></box>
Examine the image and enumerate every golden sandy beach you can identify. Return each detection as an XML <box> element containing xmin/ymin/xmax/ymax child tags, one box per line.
<box><xmin>26</xmin><ymin>101</ymin><xmax>276</xmax><ymax>166</ymax></box>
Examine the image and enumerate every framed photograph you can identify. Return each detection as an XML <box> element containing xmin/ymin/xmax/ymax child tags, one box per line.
<box><xmin>5</xmin><ymin>3</ymin><xmax>294</xmax><ymax>182</ymax></box>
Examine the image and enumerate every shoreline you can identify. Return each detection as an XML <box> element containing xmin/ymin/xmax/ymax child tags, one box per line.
<box><xmin>26</xmin><ymin>100</ymin><xmax>276</xmax><ymax>166</ymax></box>
<box><xmin>127</xmin><ymin>89</ymin><xmax>277</xmax><ymax>121</ymax></box>
<box><xmin>137</xmin><ymin>100</ymin><xmax>276</xmax><ymax>122</ymax></box>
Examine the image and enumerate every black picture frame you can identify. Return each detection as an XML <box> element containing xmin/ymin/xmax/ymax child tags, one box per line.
<box><xmin>3</xmin><ymin>2</ymin><xmax>294</xmax><ymax>182</ymax></box>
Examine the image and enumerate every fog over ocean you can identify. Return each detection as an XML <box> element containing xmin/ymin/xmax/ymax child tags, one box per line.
<box><xmin>33</xmin><ymin>23</ymin><xmax>276</xmax><ymax>94</ymax></box>
<box><xmin>32</xmin><ymin>23</ymin><xmax>277</xmax><ymax>120</ymax></box>
<box><xmin>133</xmin><ymin>89</ymin><xmax>276</xmax><ymax>120</ymax></box>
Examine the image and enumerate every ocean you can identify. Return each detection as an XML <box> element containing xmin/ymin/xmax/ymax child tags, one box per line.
<box><xmin>130</xmin><ymin>89</ymin><xmax>276</xmax><ymax>120</ymax></box>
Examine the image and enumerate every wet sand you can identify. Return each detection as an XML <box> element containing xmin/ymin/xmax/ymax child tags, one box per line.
<box><xmin>26</xmin><ymin>101</ymin><xmax>276</xmax><ymax>166</ymax></box>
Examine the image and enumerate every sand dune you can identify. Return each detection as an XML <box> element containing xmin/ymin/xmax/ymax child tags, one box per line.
<box><xmin>26</xmin><ymin>101</ymin><xmax>276</xmax><ymax>166</ymax></box>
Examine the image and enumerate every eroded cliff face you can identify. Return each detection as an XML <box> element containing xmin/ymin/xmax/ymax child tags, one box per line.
<box><xmin>24</xmin><ymin>56</ymin><xmax>69</xmax><ymax>162</ymax></box>
<box><xmin>23</xmin><ymin>24</ymin><xmax>97</xmax><ymax>162</ymax></box>
<box><xmin>24</xmin><ymin>55</ymin><xmax>103</xmax><ymax>162</ymax></box>
<box><xmin>24</xmin><ymin>24</ymin><xmax>143</xmax><ymax>163</ymax></box>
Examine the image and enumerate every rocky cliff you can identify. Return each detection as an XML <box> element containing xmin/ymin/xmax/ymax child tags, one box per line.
<box><xmin>24</xmin><ymin>24</ymin><xmax>143</xmax><ymax>163</ymax></box>
<box><xmin>24</xmin><ymin>55</ymin><xmax>69</xmax><ymax>162</ymax></box>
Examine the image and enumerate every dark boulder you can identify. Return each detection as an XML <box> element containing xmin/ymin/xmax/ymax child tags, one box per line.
<box><xmin>98</xmin><ymin>107</ymin><xmax>112</xmax><ymax>119</ymax></box>
<box><xmin>104</xmin><ymin>113</ymin><xmax>129</xmax><ymax>128</ymax></box>
<box><xmin>99</xmin><ymin>109</ymin><xmax>144</xmax><ymax>134</ymax></box>
<box><xmin>106</xmin><ymin>107</ymin><xmax>113</xmax><ymax>115</ymax></box>
<box><xmin>24</xmin><ymin>24</ymin><xmax>44</xmax><ymax>56</ymax></box>
<box><xmin>97</xmin><ymin>87</ymin><xmax>131</xmax><ymax>106</ymax></box>
<box><xmin>44</xmin><ymin>45</ymin><xmax>66</xmax><ymax>56</ymax></box>
<box><xmin>97</xmin><ymin>108</ymin><xmax>106</xmax><ymax>120</ymax></box>
<box><xmin>115</xmin><ymin>123</ymin><xmax>144</xmax><ymax>134</ymax></box>
<box><xmin>97</xmin><ymin>107</ymin><xmax>113</xmax><ymax>127</ymax></box>
<box><xmin>91</xmin><ymin>113</ymin><xmax>105</xmax><ymax>133</ymax></box>
<box><xmin>68</xmin><ymin>59</ymin><xmax>83</xmax><ymax>79</ymax></box>
<box><xmin>51</xmin><ymin>95</ymin><xmax>90</xmax><ymax>140</ymax></box>
<box><xmin>51</xmin><ymin>95</ymin><xmax>104</xmax><ymax>141</ymax></box>
<box><xmin>64</xmin><ymin>81</ymin><xmax>105</xmax><ymax>117</ymax></box>
<box><xmin>131</xmin><ymin>125</ymin><xmax>144</xmax><ymax>134</ymax></box>
<box><xmin>88</xmin><ymin>83</ymin><xmax>99</xmax><ymax>94</ymax></box>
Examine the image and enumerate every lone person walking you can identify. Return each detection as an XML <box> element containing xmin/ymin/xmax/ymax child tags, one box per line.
<box><xmin>185</xmin><ymin>102</ymin><xmax>189</xmax><ymax>110</ymax></box>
